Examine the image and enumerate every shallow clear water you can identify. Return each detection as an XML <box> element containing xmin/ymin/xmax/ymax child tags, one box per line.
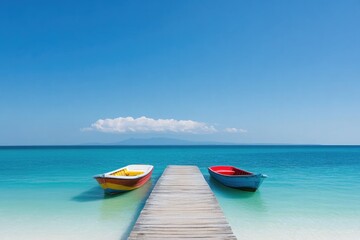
<box><xmin>0</xmin><ymin>146</ymin><xmax>359</xmax><ymax>240</ymax></box>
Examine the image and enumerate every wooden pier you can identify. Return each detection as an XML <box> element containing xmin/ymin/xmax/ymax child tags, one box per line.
<box><xmin>128</xmin><ymin>165</ymin><xmax>236</xmax><ymax>239</ymax></box>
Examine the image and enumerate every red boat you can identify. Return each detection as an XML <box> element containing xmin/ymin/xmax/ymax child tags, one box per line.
<box><xmin>208</xmin><ymin>165</ymin><xmax>267</xmax><ymax>192</ymax></box>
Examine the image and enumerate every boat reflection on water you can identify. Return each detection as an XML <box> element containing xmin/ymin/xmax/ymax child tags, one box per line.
<box><xmin>99</xmin><ymin>180</ymin><xmax>153</xmax><ymax>220</ymax></box>
<box><xmin>207</xmin><ymin>175</ymin><xmax>268</xmax><ymax>213</ymax></box>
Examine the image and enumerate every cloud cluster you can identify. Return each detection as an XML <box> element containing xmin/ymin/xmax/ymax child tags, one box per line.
<box><xmin>83</xmin><ymin>116</ymin><xmax>217</xmax><ymax>134</ymax></box>
<box><xmin>224</xmin><ymin>128</ymin><xmax>247</xmax><ymax>133</ymax></box>
<box><xmin>83</xmin><ymin>116</ymin><xmax>247</xmax><ymax>134</ymax></box>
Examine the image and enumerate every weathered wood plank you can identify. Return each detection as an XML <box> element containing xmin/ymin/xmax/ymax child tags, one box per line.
<box><xmin>128</xmin><ymin>165</ymin><xmax>236</xmax><ymax>239</ymax></box>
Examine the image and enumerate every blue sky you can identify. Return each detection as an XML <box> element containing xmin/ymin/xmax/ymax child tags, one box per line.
<box><xmin>0</xmin><ymin>0</ymin><xmax>359</xmax><ymax>145</ymax></box>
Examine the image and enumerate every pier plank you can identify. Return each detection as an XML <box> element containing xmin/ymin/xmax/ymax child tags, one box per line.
<box><xmin>128</xmin><ymin>165</ymin><xmax>236</xmax><ymax>239</ymax></box>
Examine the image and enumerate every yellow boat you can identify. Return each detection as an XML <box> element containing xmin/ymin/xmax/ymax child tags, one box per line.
<box><xmin>94</xmin><ymin>164</ymin><xmax>153</xmax><ymax>194</ymax></box>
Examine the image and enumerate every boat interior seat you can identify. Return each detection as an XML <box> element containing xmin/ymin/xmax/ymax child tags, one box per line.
<box><xmin>218</xmin><ymin>170</ymin><xmax>236</xmax><ymax>175</ymax></box>
<box><xmin>111</xmin><ymin>168</ymin><xmax>145</xmax><ymax>176</ymax></box>
<box><xmin>127</xmin><ymin>170</ymin><xmax>144</xmax><ymax>176</ymax></box>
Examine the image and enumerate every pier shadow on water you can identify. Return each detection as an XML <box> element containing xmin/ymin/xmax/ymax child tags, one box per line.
<box><xmin>70</xmin><ymin>181</ymin><xmax>155</xmax><ymax>240</ymax></box>
<box><xmin>118</xmin><ymin>180</ymin><xmax>155</xmax><ymax>240</ymax></box>
<box><xmin>71</xmin><ymin>179</ymin><xmax>157</xmax><ymax>240</ymax></box>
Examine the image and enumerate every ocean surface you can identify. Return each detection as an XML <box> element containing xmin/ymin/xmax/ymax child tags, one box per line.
<box><xmin>0</xmin><ymin>146</ymin><xmax>359</xmax><ymax>240</ymax></box>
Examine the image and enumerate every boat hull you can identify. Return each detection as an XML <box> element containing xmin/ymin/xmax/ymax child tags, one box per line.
<box><xmin>94</xmin><ymin>165</ymin><xmax>153</xmax><ymax>194</ymax></box>
<box><xmin>208</xmin><ymin>166</ymin><xmax>266</xmax><ymax>192</ymax></box>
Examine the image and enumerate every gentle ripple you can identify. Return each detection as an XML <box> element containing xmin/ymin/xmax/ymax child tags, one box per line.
<box><xmin>0</xmin><ymin>146</ymin><xmax>359</xmax><ymax>240</ymax></box>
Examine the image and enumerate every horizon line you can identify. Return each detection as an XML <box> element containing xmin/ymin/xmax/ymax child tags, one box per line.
<box><xmin>1</xmin><ymin>144</ymin><xmax>360</xmax><ymax>147</ymax></box>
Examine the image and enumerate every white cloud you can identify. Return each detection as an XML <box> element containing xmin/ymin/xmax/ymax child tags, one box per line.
<box><xmin>224</xmin><ymin>127</ymin><xmax>247</xmax><ymax>133</ymax></box>
<box><xmin>83</xmin><ymin>116</ymin><xmax>217</xmax><ymax>134</ymax></box>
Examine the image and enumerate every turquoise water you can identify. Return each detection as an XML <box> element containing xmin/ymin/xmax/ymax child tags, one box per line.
<box><xmin>0</xmin><ymin>146</ymin><xmax>359</xmax><ymax>240</ymax></box>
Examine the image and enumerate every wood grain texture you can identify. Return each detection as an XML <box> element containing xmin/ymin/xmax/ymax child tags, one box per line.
<box><xmin>128</xmin><ymin>165</ymin><xmax>236</xmax><ymax>239</ymax></box>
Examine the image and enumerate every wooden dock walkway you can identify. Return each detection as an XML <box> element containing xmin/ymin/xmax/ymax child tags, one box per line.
<box><xmin>128</xmin><ymin>165</ymin><xmax>236</xmax><ymax>239</ymax></box>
